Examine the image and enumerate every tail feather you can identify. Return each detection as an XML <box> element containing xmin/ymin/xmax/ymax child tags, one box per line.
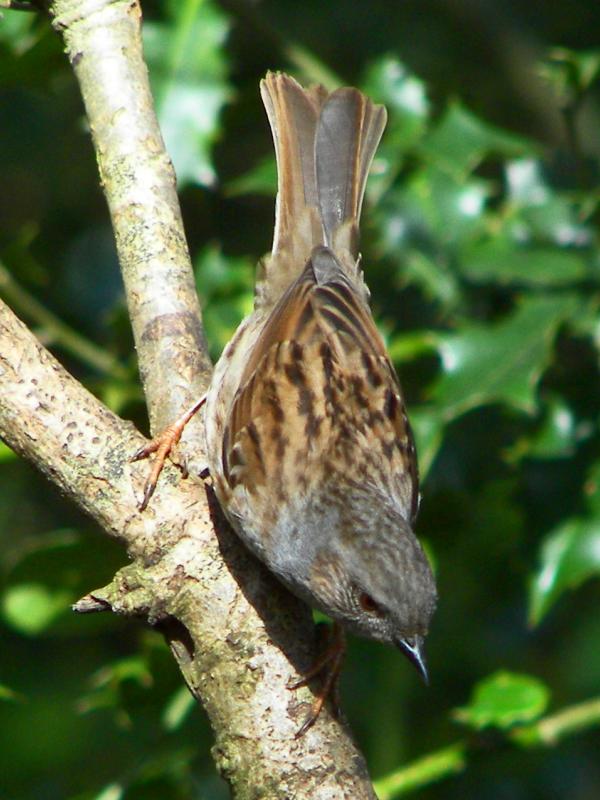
<box><xmin>316</xmin><ymin>88</ymin><xmax>386</xmax><ymax>254</ymax></box>
<box><xmin>258</xmin><ymin>72</ymin><xmax>386</xmax><ymax>309</ymax></box>
<box><xmin>260</xmin><ymin>74</ymin><xmax>327</xmax><ymax>264</ymax></box>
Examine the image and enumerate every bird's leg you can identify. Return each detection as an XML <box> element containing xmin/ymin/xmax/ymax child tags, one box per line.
<box><xmin>132</xmin><ymin>395</ymin><xmax>207</xmax><ymax>510</ymax></box>
<box><xmin>288</xmin><ymin>622</ymin><xmax>346</xmax><ymax>737</ymax></box>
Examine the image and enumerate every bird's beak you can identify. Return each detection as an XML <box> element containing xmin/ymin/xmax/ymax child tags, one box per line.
<box><xmin>396</xmin><ymin>635</ymin><xmax>429</xmax><ymax>685</ymax></box>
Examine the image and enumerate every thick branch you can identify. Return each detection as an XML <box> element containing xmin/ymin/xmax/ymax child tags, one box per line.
<box><xmin>0</xmin><ymin>0</ymin><xmax>380</xmax><ymax>796</ymax></box>
<box><xmin>0</xmin><ymin>295</ymin><xmax>376</xmax><ymax>796</ymax></box>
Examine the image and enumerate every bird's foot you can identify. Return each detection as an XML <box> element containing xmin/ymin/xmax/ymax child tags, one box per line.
<box><xmin>288</xmin><ymin>623</ymin><xmax>346</xmax><ymax>737</ymax></box>
<box><xmin>132</xmin><ymin>395</ymin><xmax>207</xmax><ymax>510</ymax></box>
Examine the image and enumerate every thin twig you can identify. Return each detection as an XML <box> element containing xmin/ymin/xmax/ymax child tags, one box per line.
<box><xmin>374</xmin><ymin>744</ymin><xmax>467</xmax><ymax>799</ymax></box>
<box><xmin>512</xmin><ymin>696</ymin><xmax>600</xmax><ymax>747</ymax></box>
<box><xmin>0</xmin><ymin>261</ymin><xmax>129</xmax><ymax>380</ymax></box>
<box><xmin>375</xmin><ymin>695</ymin><xmax>600</xmax><ymax>799</ymax></box>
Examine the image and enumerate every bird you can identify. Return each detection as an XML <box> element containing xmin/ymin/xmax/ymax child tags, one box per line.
<box><xmin>135</xmin><ymin>71</ymin><xmax>437</xmax><ymax>735</ymax></box>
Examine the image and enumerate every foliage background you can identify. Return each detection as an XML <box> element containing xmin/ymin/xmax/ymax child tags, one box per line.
<box><xmin>1</xmin><ymin>0</ymin><xmax>599</xmax><ymax>797</ymax></box>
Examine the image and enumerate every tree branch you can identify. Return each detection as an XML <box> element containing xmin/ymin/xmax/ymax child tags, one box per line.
<box><xmin>0</xmin><ymin>294</ymin><xmax>376</xmax><ymax>796</ymax></box>
<box><xmin>0</xmin><ymin>0</ymin><xmax>379</xmax><ymax>795</ymax></box>
<box><xmin>51</xmin><ymin>0</ymin><xmax>211</xmax><ymax>437</ymax></box>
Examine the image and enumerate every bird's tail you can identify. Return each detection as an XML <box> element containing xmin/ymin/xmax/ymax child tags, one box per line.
<box><xmin>257</xmin><ymin>72</ymin><xmax>387</xmax><ymax>307</ymax></box>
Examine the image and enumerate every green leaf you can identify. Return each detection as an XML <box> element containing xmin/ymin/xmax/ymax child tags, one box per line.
<box><xmin>509</xmin><ymin>395</ymin><xmax>592</xmax><ymax>461</ymax></box>
<box><xmin>375</xmin><ymin>169</ymin><xmax>490</xmax><ymax>274</ymax></box>
<box><xmin>454</xmin><ymin>671</ymin><xmax>550</xmax><ymax>730</ymax></box>
<box><xmin>404</xmin><ymin>166</ymin><xmax>491</xmax><ymax>243</ymax></box>
<box><xmin>78</xmin><ymin>656</ymin><xmax>154</xmax><ymax>721</ymax></box>
<box><xmin>410</xmin><ymin>407</ymin><xmax>445</xmax><ymax>481</ymax></box>
<box><xmin>0</xmin><ymin>8</ymin><xmax>41</xmax><ymax>54</ymax></box>
<box><xmin>194</xmin><ymin>245</ymin><xmax>254</xmax><ymax>357</ymax></box>
<box><xmin>541</xmin><ymin>47</ymin><xmax>600</xmax><ymax>101</ymax></box>
<box><xmin>420</xmin><ymin>103</ymin><xmax>530</xmax><ymax>179</ymax></box>
<box><xmin>529</xmin><ymin>510</ymin><xmax>600</xmax><ymax>625</ymax></box>
<box><xmin>226</xmin><ymin>154</ymin><xmax>277</xmax><ymax>197</ymax></box>
<box><xmin>0</xmin><ymin>683</ymin><xmax>23</xmax><ymax>702</ymax></box>
<box><xmin>400</xmin><ymin>251</ymin><xmax>461</xmax><ymax>308</ymax></box>
<box><xmin>0</xmin><ymin>529</ymin><xmax>124</xmax><ymax>636</ymax></box>
<box><xmin>93</xmin><ymin>785</ymin><xmax>124</xmax><ymax>800</ymax></box>
<box><xmin>460</xmin><ymin>241</ymin><xmax>587</xmax><ymax>286</ymax></box>
<box><xmin>505</xmin><ymin>158</ymin><xmax>552</xmax><ymax>206</ymax></box>
<box><xmin>432</xmin><ymin>295</ymin><xmax>577</xmax><ymax>418</ymax></box>
<box><xmin>94</xmin><ymin>656</ymin><xmax>154</xmax><ymax>689</ymax></box>
<box><xmin>362</xmin><ymin>56</ymin><xmax>429</xmax><ymax>151</ymax></box>
<box><xmin>504</xmin><ymin>159</ymin><xmax>593</xmax><ymax>246</ymax></box>
<box><xmin>2</xmin><ymin>583</ymin><xmax>72</xmax><ymax>635</ymax></box>
<box><xmin>356</xmin><ymin>58</ymin><xmax>429</xmax><ymax>198</ymax></box>
<box><xmin>144</xmin><ymin>0</ymin><xmax>231</xmax><ymax>187</ymax></box>
<box><xmin>527</xmin><ymin>399</ymin><xmax>578</xmax><ymax>458</ymax></box>
<box><xmin>162</xmin><ymin>686</ymin><xmax>195</xmax><ymax>731</ymax></box>
<box><xmin>0</xmin><ymin>441</ymin><xmax>16</xmax><ymax>462</ymax></box>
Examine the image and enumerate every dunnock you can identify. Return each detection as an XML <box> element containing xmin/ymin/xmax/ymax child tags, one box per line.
<box><xmin>137</xmin><ymin>72</ymin><xmax>437</xmax><ymax>732</ymax></box>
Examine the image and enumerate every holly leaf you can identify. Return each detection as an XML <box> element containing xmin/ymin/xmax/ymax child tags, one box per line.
<box><xmin>460</xmin><ymin>241</ymin><xmax>587</xmax><ymax>287</ymax></box>
<box><xmin>363</xmin><ymin>56</ymin><xmax>429</xmax><ymax>149</ymax></box>
<box><xmin>454</xmin><ymin>671</ymin><xmax>550</xmax><ymax>730</ymax></box>
<box><xmin>529</xmin><ymin>459</ymin><xmax>600</xmax><ymax>625</ymax></box>
<box><xmin>432</xmin><ymin>295</ymin><xmax>577</xmax><ymax>418</ymax></box>
<box><xmin>420</xmin><ymin>103</ymin><xmax>530</xmax><ymax>179</ymax></box>
<box><xmin>144</xmin><ymin>0</ymin><xmax>231</xmax><ymax>187</ymax></box>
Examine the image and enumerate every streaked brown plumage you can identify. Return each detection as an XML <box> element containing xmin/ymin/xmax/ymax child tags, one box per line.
<box><xmin>136</xmin><ymin>72</ymin><xmax>437</xmax><ymax>733</ymax></box>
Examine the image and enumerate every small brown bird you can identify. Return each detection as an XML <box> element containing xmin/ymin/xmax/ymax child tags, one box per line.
<box><xmin>137</xmin><ymin>72</ymin><xmax>437</xmax><ymax>733</ymax></box>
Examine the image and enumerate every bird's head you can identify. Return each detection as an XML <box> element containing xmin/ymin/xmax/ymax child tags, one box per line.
<box><xmin>307</xmin><ymin>487</ymin><xmax>437</xmax><ymax>681</ymax></box>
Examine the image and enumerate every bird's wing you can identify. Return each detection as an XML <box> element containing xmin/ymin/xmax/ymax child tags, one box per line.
<box><xmin>221</xmin><ymin>248</ymin><xmax>419</xmax><ymax>523</ymax></box>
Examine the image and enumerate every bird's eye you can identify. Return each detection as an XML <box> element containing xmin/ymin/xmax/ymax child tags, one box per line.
<box><xmin>358</xmin><ymin>592</ymin><xmax>382</xmax><ymax>615</ymax></box>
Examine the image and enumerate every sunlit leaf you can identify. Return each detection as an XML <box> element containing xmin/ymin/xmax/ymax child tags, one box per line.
<box><xmin>93</xmin><ymin>784</ymin><xmax>124</xmax><ymax>800</ymax></box>
<box><xmin>505</xmin><ymin>159</ymin><xmax>594</xmax><ymax>247</ymax></box>
<box><xmin>0</xmin><ymin>8</ymin><xmax>42</xmax><ymax>55</ymax></box>
<box><xmin>1</xmin><ymin>529</ymin><xmax>124</xmax><ymax>636</ymax></box>
<box><xmin>194</xmin><ymin>245</ymin><xmax>254</xmax><ymax>357</ymax></box>
<box><xmin>144</xmin><ymin>0</ymin><xmax>231</xmax><ymax>187</ymax></box>
<box><xmin>509</xmin><ymin>396</ymin><xmax>592</xmax><ymax>461</ymax></box>
<box><xmin>88</xmin><ymin>657</ymin><xmax>153</xmax><ymax>694</ymax></box>
<box><xmin>432</xmin><ymin>295</ymin><xmax>577</xmax><ymax>417</ymax></box>
<box><xmin>541</xmin><ymin>47</ymin><xmax>600</xmax><ymax>100</ymax></box>
<box><xmin>454</xmin><ymin>671</ymin><xmax>550</xmax><ymax>730</ymax></box>
<box><xmin>460</xmin><ymin>240</ymin><xmax>587</xmax><ymax>286</ymax></box>
<box><xmin>505</xmin><ymin>158</ymin><xmax>552</xmax><ymax>206</ymax></box>
<box><xmin>0</xmin><ymin>683</ymin><xmax>23</xmax><ymax>702</ymax></box>
<box><xmin>226</xmin><ymin>154</ymin><xmax>277</xmax><ymax>197</ymax></box>
<box><xmin>420</xmin><ymin>103</ymin><xmax>530</xmax><ymax>178</ymax></box>
<box><xmin>363</xmin><ymin>56</ymin><xmax>429</xmax><ymax>142</ymax></box>
<box><xmin>410</xmin><ymin>407</ymin><xmax>445</xmax><ymax>480</ymax></box>
<box><xmin>2</xmin><ymin>583</ymin><xmax>72</xmax><ymax>635</ymax></box>
<box><xmin>403</xmin><ymin>166</ymin><xmax>491</xmax><ymax>243</ymax></box>
<box><xmin>400</xmin><ymin>251</ymin><xmax>461</xmax><ymax>308</ymax></box>
<box><xmin>162</xmin><ymin>685</ymin><xmax>195</xmax><ymax>731</ymax></box>
<box><xmin>78</xmin><ymin>656</ymin><xmax>154</xmax><ymax>725</ymax></box>
<box><xmin>0</xmin><ymin>441</ymin><xmax>16</xmax><ymax>462</ymax></box>
<box><xmin>529</xmin><ymin>505</ymin><xmax>600</xmax><ymax>626</ymax></box>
